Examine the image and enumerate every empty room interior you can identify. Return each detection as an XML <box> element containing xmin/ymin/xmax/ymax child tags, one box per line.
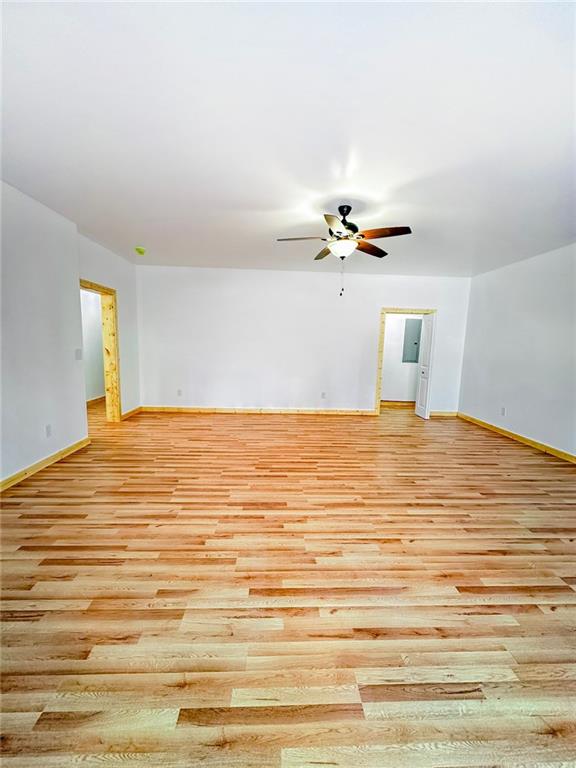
<box><xmin>1</xmin><ymin>2</ymin><xmax>575</xmax><ymax>767</ymax></box>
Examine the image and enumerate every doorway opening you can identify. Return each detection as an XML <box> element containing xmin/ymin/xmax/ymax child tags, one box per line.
<box><xmin>79</xmin><ymin>279</ymin><xmax>121</xmax><ymax>424</ymax></box>
<box><xmin>374</xmin><ymin>308</ymin><xmax>436</xmax><ymax>419</ymax></box>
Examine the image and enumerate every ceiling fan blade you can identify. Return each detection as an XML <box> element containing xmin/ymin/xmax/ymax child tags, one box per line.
<box><xmin>360</xmin><ymin>226</ymin><xmax>412</xmax><ymax>240</ymax></box>
<box><xmin>357</xmin><ymin>240</ymin><xmax>388</xmax><ymax>258</ymax></box>
<box><xmin>277</xmin><ymin>236</ymin><xmax>325</xmax><ymax>241</ymax></box>
<box><xmin>314</xmin><ymin>246</ymin><xmax>331</xmax><ymax>260</ymax></box>
<box><xmin>324</xmin><ymin>214</ymin><xmax>348</xmax><ymax>235</ymax></box>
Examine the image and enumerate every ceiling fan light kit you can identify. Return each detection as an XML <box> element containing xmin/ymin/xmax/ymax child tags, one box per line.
<box><xmin>328</xmin><ymin>239</ymin><xmax>358</xmax><ymax>259</ymax></box>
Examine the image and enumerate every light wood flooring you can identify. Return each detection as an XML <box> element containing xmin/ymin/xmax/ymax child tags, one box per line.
<box><xmin>1</xmin><ymin>401</ymin><xmax>576</xmax><ymax>767</ymax></box>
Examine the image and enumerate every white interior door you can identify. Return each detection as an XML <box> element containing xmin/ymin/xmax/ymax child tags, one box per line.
<box><xmin>415</xmin><ymin>313</ymin><xmax>435</xmax><ymax>419</ymax></box>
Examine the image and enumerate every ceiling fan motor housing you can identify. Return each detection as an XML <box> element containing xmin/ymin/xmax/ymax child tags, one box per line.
<box><xmin>338</xmin><ymin>204</ymin><xmax>352</xmax><ymax>218</ymax></box>
<box><xmin>337</xmin><ymin>204</ymin><xmax>359</xmax><ymax>234</ymax></box>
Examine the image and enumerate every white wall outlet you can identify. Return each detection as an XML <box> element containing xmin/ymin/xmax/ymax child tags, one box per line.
<box><xmin>177</xmin><ymin>389</ymin><xmax>182</xmax><ymax>397</ymax></box>
<box><xmin>45</xmin><ymin>424</ymin><xmax>52</xmax><ymax>438</ymax></box>
<box><xmin>321</xmin><ymin>391</ymin><xmax>326</xmax><ymax>400</ymax></box>
<box><xmin>500</xmin><ymin>406</ymin><xmax>506</xmax><ymax>416</ymax></box>
<box><xmin>75</xmin><ymin>348</ymin><xmax>83</xmax><ymax>360</ymax></box>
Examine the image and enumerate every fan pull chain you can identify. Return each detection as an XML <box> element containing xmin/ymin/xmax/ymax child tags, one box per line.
<box><xmin>339</xmin><ymin>256</ymin><xmax>346</xmax><ymax>297</ymax></box>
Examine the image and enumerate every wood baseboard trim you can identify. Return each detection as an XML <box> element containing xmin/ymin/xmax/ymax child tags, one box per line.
<box><xmin>457</xmin><ymin>412</ymin><xmax>576</xmax><ymax>464</ymax></box>
<box><xmin>121</xmin><ymin>407</ymin><xmax>142</xmax><ymax>420</ymax></box>
<box><xmin>380</xmin><ymin>400</ymin><xmax>416</xmax><ymax>409</ymax></box>
<box><xmin>140</xmin><ymin>406</ymin><xmax>377</xmax><ymax>417</ymax></box>
<box><xmin>86</xmin><ymin>395</ymin><xmax>106</xmax><ymax>404</ymax></box>
<box><xmin>0</xmin><ymin>437</ymin><xmax>91</xmax><ymax>492</ymax></box>
<box><xmin>121</xmin><ymin>406</ymin><xmax>457</xmax><ymax>419</ymax></box>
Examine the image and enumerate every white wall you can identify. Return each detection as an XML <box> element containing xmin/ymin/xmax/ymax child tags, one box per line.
<box><xmin>1</xmin><ymin>185</ymin><xmax>142</xmax><ymax>481</ymax></box>
<box><xmin>460</xmin><ymin>244</ymin><xmax>576</xmax><ymax>455</ymax></box>
<box><xmin>78</xmin><ymin>236</ymin><xmax>140</xmax><ymax>414</ymax></box>
<box><xmin>381</xmin><ymin>314</ymin><xmax>422</xmax><ymax>401</ymax></box>
<box><xmin>1</xmin><ymin>183</ymin><xmax>87</xmax><ymax>479</ymax></box>
<box><xmin>80</xmin><ymin>289</ymin><xmax>104</xmax><ymax>400</ymax></box>
<box><xmin>137</xmin><ymin>266</ymin><xmax>470</xmax><ymax>412</ymax></box>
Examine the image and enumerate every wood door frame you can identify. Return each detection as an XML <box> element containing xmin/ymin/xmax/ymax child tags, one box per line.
<box><xmin>374</xmin><ymin>307</ymin><xmax>436</xmax><ymax>415</ymax></box>
<box><xmin>80</xmin><ymin>279</ymin><xmax>122</xmax><ymax>422</ymax></box>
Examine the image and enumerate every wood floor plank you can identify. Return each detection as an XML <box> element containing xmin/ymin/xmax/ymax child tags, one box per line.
<box><xmin>1</xmin><ymin>401</ymin><xmax>575</xmax><ymax>765</ymax></box>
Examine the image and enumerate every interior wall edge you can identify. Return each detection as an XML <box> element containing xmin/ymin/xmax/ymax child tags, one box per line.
<box><xmin>458</xmin><ymin>244</ymin><xmax>575</xmax><ymax>456</ymax></box>
<box><xmin>123</xmin><ymin>406</ymin><xmax>458</xmax><ymax>419</ymax></box>
<box><xmin>139</xmin><ymin>406</ymin><xmax>378</xmax><ymax>416</ymax></box>
<box><xmin>0</xmin><ymin>437</ymin><xmax>91</xmax><ymax>491</ymax></box>
<box><xmin>457</xmin><ymin>412</ymin><xmax>576</xmax><ymax>465</ymax></box>
<box><xmin>1</xmin><ymin>182</ymin><xmax>89</xmax><ymax>480</ymax></box>
<box><xmin>121</xmin><ymin>407</ymin><xmax>142</xmax><ymax>420</ymax></box>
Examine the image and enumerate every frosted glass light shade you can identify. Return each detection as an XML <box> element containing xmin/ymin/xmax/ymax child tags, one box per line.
<box><xmin>327</xmin><ymin>239</ymin><xmax>358</xmax><ymax>258</ymax></box>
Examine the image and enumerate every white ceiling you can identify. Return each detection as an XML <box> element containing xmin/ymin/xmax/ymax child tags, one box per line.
<box><xmin>3</xmin><ymin>2</ymin><xmax>575</xmax><ymax>276</ymax></box>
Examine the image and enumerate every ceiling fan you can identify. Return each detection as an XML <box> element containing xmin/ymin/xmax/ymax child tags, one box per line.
<box><xmin>277</xmin><ymin>205</ymin><xmax>412</xmax><ymax>260</ymax></box>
